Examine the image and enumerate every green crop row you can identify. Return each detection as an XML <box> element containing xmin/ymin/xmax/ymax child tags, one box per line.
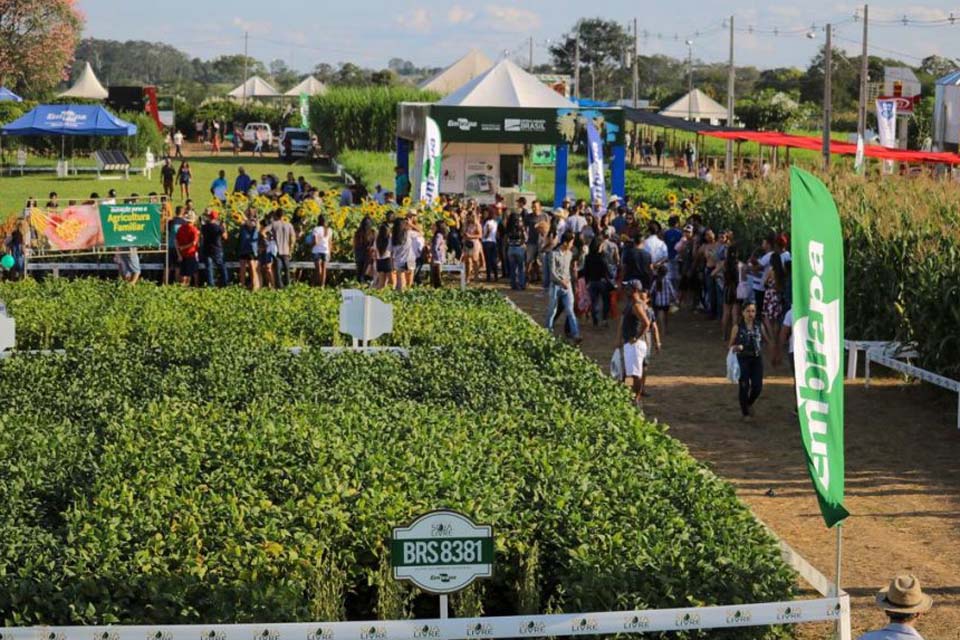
<box><xmin>699</xmin><ymin>172</ymin><xmax>960</xmax><ymax>379</ymax></box>
<box><xmin>0</xmin><ymin>281</ymin><xmax>793</xmax><ymax>637</ymax></box>
<box><xmin>310</xmin><ymin>87</ymin><xmax>439</xmax><ymax>155</ymax></box>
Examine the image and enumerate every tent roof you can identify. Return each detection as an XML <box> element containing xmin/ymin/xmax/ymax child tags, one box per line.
<box><xmin>438</xmin><ymin>59</ymin><xmax>575</xmax><ymax>108</ymax></box>
<box><xmin>622</xmin><ymin>107</ymin><xmax>737</xmax><ymax>133</ymax></box>
<box><xmin>0</xmin><ymin>87</ymin><xmax>22</xmax><ymax>102</ymax></box>
<box><xmin>936</xmin><ymin>70</ymin><xmax>960</xmax><ymax>86</ymax></box>
<box><xmin>228</xmin><ymin>76</ymin><xmax>280</xmax><ymax>98</ymax></box>
<box><xmin>659</xmin><ymin>88</ymin><xmax>728</xmax><ymax>120</ymax></box>
<box><xmin>1</xmin><ymin>104</ymin><xmax>136</xmax><ymax>137</ymax></box>
<box><xmin>420</xmin><ymin>49</ymin><xmax>494</xmax><ymax>95</ymax></box>
<box><xmin>285</xmin><ymin>76</ymin><xmax>327</xmax><ymax>96</ymax></box>
<box><xmin>58</xmin><ymin>62</ymin><xmax>109</xmax><ymax>100</ymax></box>
<box><xmin>701</xmin><ymin>129</ymin><xmax>960</xmax><ymax>164</ymax></box>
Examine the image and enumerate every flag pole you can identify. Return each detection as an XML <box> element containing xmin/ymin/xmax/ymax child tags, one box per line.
<box><xmin>835</xmin><ymin>523</ymin><xmax>843</xmax><ymax>638</ymax></box>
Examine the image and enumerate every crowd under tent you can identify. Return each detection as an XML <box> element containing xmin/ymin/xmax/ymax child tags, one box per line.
<box><xmin>419</xmin><ymin>49</ymin><xmax>494</xmax><ymax>96</ymax></box>
<box><xmin>398</xmin><ymin>59</ymin><xmax>627</xmax><ymax>207</ymax></box>
<box><xmin>659</xmin><ymin>88</ymin><xmax>730</xmax><ymax>125</ymax></box>
<box><xmin>284</xmin><ymin>76</ymin><xmax>327</xmax><ymax>97</ymax></box>
<box><xmin>58</xmin><ymin>62</ymin><xmax>109</xmax><ymax>100</ymax></box>
<box><xmin>227</xmin><ymin>76</ymin><xmax>280</xmax><ymax>101</ymax></box>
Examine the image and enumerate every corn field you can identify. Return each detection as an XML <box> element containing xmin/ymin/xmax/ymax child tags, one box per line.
<box><xmin>310</xmin><ymin>87</ymin><xmax>438</xmax><ymax>154</ymax></box>
<box><xmin>701</xmin><ymin>172</ymin><xmax>960</xmax><ymax>379</ymax></box>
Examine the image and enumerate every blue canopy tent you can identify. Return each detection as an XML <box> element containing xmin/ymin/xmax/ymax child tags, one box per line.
<box><xmin>1</xmin><ymin>104</ymin><xmax>136</xmax><ymax>174</ymax></box>
<box><xmin>0</xmin><ymin>87</ymin><xmax>22</xmax><ymax>102</ymax></box>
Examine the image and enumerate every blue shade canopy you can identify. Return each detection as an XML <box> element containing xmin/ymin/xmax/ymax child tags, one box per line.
<box><xmin>1</xmin><ymin>104</ymin><xmax>136</xmax><ymax>136</ymax></box>
<box><xmin>0</xmin><ymin>87</ymin><xmax>22</xmax><ymax>102</ymax></box>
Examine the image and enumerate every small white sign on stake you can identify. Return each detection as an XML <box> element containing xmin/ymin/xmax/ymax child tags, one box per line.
<box><xmin>339</xmin><ymin>290</ymin><xmax>393</xmax><ymax>346</ymax></box>
<box><xmin>0</xmin><ymin>301</ymin><xmax>15</xmax><ymax>352</ymax></box>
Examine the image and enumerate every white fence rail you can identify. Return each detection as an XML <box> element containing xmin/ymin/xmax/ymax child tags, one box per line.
<box><xmin>0</xmin><ymin>596</ymin><xmax>849</xmax><ymax>640</ymax></box>
<box><xmin>25</xmin><ymin>262</ymin><xmax>467</xmax><ymax>290</ymax></box>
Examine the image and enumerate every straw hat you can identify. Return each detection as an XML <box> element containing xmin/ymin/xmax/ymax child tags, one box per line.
<box><xmin>875</xmin><ymin>575</ymin><xmax>933</xmax><ymax>614</ymax></box>
<box><xmin>553</xmin><ymin>208</ymin><xmax>568</xmax><ymax>220</ymax></box>
<box><xmin>184</xmin><ymin>211</ymin><xmax>198</xmax><ymax>224</ymax></box>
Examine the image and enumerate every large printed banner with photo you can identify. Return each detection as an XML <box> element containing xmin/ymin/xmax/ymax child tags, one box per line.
<box><xmin>29</xmin><ymin>203</ymin><xmax>162</xmax><ymax>251</ymax></box>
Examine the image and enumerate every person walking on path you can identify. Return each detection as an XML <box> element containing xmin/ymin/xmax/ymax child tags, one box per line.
<box><xmin>175</xmin><ymin>211</ymin><xmax>200</xmax><ymax>287</ymax></box>
<box><xmin>858</xmin><ymin>574</ymin><xmax>932</xmax><ymax>639</ymax></box>
<box><xmin>173</xmin><ymin>130</ymin><xmax>184</xmax><ymax>158</ymax></box>
<box><xmin>545</xmin><ymin>231</ymin><xmax>581</xmax><ymax>344</ymax></box>
<box><xmin>160</xmin><ymin>159</ymin><xmax>175</xmax><ymax>200</ymax></box>
<box><xmin>728</xmin><ymin>301</ymin><xmax>764</xmax><ymax>421</ymax></box>
<box><xmin>505</xmin><ymin>212</ymin><xmax>527</xmax><ymax>290</ymax></box>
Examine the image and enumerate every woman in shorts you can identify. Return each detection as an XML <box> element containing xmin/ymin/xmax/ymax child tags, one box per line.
<box><xmin>389</xmin><ymin>217</ymin><xmax>414</xmax><ymax>291</ymax></box>
<box><xmin>374</xmin><ymin>223</ymin><xmax>394</xmax><ymax>290</ymax></box>
<box><xmin>310</xmin><ymin>214</ymin><xmax>333</xmax><ymax>287</ymax></box>
<box><xmin>258</xmin><ymin>218</ymin><xmax>276</xmax><ymax>289</ymax></box>
<box><xmin>238</xmin><ymin>212</ymin><xmax>260</xmax><ymax>290</ymax></box>
<box><xmin>618</xmin><ymin>281</ymin><xmax>652</xmax><ymax>406</ymax></box>
<box><xmin>461</xmin><ymin>210</ymin><xmax>483</xmax><ymax>282</ymax></box>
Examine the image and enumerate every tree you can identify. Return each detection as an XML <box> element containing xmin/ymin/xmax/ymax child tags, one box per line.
<box><xmin>333</xmin><ymin>62</ymin><xmax>369</xmax><ymax>86</ymax></box>
<box><xmin>209</xmin><ymin>54</ymin><xmax>267</xmax><ymax>85</ymax></box>
<box><xmin>550</xmin><ymin>18</ymin><xmax>630</xmax><ymax>99</ymax></box>
<box><xmin>0</xmin><ymin>0</ymin><xmax>83</xmax><ymax>96</ymax></box>
<box><xmin>756</xmin><ymin>67</ymin><xmax>805</xmax><ymax>94</ymax></box>
<box><xmin>388</xmin><ymin>58</ymin><xmax>416</xmax><ymax>75</ymax></box>
<box><xmin>370</xmin><ymin>69</ymin><xmax>396</xmax><ymax>86</ymax></box>
<box><xmin>269</xmin><ymin>59</ymin><xmax>300</xmax><ymax>92</ymax></box>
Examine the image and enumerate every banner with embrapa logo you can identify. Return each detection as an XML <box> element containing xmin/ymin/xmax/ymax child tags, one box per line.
<box><xmin>790</xmin><ymin>167</ymin><xmax>850</xmax><ymax>528</ymax></box>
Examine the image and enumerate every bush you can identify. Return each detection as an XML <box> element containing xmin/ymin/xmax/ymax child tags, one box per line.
<box><xmin>700</xmin><ymin>172</ymin><xmax>960</xmax><ymax>379</ymax></box>
<box><xmin>310</xmin><ymin>86</ymin><xmax>439</xmax><ymax>154</ymax></box>
<box><xmin>0</xmin><ymin>282</ymin><xmax>794</xmax><ymax>635</ymax></box>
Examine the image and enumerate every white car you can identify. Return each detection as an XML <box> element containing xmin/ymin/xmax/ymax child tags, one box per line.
<box><xmin>277</xmin><ymin>128</ymin><xmax>311</xmax><ymax>159</ymax></box>
<box><xmin>242</xmin><ymin>123</ymin><xmax>273</xmax><ymax>149</ymax></box>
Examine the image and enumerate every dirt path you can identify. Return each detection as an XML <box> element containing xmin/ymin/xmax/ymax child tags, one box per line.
<box><xmin>500</xmin><ymin>284</ymin><xmax>960</xmax><ymax>639</ymax></box>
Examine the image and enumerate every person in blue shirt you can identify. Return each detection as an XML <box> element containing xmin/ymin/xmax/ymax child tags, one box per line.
<box><xmin>210</xmin><ymin>170</ymin><xmax>228</xmax><ymax>204</ymax></box>
<box><xmin>394</xmin><ymin>165</ymin><xmax>411</xmax><ymax>202</ymax></box>
<box><xmin>234</xmin><ymin>166</ymin><xmax>253</xmax><ymax>194</ymax></box>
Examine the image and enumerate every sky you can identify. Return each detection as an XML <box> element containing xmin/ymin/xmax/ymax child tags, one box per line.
<box><xmin>77</xmin><ymin>1</ymin><xmax>960</xmax><ymax>72</ymax></box>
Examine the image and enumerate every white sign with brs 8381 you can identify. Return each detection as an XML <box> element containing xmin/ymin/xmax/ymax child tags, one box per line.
<box><xmin>391</xmin><ymin>510</ymin><xmax>494</xmax><ymax>594</ymax></box>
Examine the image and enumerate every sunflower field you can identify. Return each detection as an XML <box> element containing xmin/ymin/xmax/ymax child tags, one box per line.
<box><xmin>0</xmin><ymin>280</ymin><xmax>794</xmax><ymax>637</ymax></box>
<box><xmin>699</xmin><ymin>172</ymin><xmax>960</xmax><ymax>379</ymax></box>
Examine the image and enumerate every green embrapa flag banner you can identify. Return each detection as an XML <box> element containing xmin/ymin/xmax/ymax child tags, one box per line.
<box><xmin>790</xmin><ymin>167</ymin><xmax>850</xmax><ymax>528</ymax></box>
<box><xmin>98</xmin><ymin>203</ymin><xmax>162</xmax><ymax>248</ymax></box>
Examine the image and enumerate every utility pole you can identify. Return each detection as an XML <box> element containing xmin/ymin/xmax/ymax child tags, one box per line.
<box><xmin>857</xmin><ymin>4</ymin><xmax>869</xmax><ymax>142</ymax></box>
<box><xmin>528</xmin><ymin>36</ymin><xmax>534</xmax><ymax>72</ymax></box>
<box><xmin>632</xmin><ymin>17</ymin><xmax>639</xmax><ymax>108</ymax></box>
<box><xmin>243</xmin><ymin>31</ymin><xmax>249</xmax><ymax>104</ymax></box>
<box><xmin>686</xmin><ymin>41</ymin><xmax>693</xmax><ymax>121</ymax></box>
<box><xmin>726</xmin><ymin>16</ymin><xmax>735</xmax><ymax>176</ymax></box>
<box><xmin>823</xmin><ymin>24</ymin><xmax>833</xmax><ymax>171</ymax></box>
<box><xmin>591</xmin><ymin>63</ymin><xmax>596</xmax><ymax>100</ymax></box>
<box><xmin>574</xmin><ymin>24</ymin><xmax>581</xmax><ymax>99</ymax></box>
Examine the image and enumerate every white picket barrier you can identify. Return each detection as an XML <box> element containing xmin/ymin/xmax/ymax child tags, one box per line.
<box><xmin>0</xmin><ymin>595</ymin><xmax>850</xmax><ymax>640</ymax></box>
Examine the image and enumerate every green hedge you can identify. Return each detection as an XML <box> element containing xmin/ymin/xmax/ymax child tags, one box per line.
<box><xmin>310</xmin><ymin>87</ymin><xmax>438</xmax><ymax>154</ymax></box>
<box><xmin>0</xmin><ymin>281</ymin><xmax>794</xmax><ymax>635</ymax></box>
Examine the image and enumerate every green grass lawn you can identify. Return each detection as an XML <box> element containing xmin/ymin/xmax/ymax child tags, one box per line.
<box><xmin>0</xmin><ymin>155</ymin><xmax>342</xmax><ymax>220</ymax></box>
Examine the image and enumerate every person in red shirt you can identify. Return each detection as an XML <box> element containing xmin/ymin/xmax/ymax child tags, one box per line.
<box><xmin>176</xmin><ymin>211</ymin><xmax>201</xmax><ymax>286</ymax></box>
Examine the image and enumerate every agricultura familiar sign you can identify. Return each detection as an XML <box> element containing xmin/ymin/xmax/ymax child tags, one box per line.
<box><xmin>390</xmin><ymin>510</ymin><xmax>494</xmax><ymax>594</ymax></box>
<box><xmin>98</xmin><ymin>203</ymin><xmax>162</xmax><ymax>248</ymax></box>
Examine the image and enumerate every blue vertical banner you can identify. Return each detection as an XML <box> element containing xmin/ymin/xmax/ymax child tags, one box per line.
<box><xmin>553</xmin><ymin>144</ymin><xmax>569</xmax><ymax>209</ymax></box>
<box><xmin>586</xmin><ymin>119</ymin><xmax>606</xmax><ymax>208</ymax></box>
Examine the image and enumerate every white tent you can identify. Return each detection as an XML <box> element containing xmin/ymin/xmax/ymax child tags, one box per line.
<box><xmin>420</xmin><ymin>49</ymin><xmax>494</xmax><ymax>96</ymax></box>
<box><xmin>659</xmin><ymin>89</ymin><xmax>729</xmax><ymax>125</ymax></box>
<box><xmin>438</xmin><ymin>59</ymin><xmax>576</xmax><ymax>108</ymax></box>
<box><xmin>285</xmin><ymin>76</ymin><xmax>327</xmax><ymax>97</ymax></box>
<box><xmin>58</xmin><ymin>62</ymin><xmax>108</xmax><ymax>100</ymax></box>
<box><xmin>227</xmin><ymin>76</ymin><xmax>280</xmax><ymax>100</ymax></box>
<box><xmin>934</xmin><ymin>71</ymin><xmax>960</xmax><ymax>149</ymax></box>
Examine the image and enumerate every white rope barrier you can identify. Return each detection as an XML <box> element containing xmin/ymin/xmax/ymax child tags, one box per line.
<box><xmin>0</xmin><ymin>596</ymin><xmax>849</xmax><ymax>640</ymax></box>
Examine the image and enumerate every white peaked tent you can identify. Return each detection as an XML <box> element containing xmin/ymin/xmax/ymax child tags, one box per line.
<box><xmin>659</xmin><ymin>88</ymin><xmax>729</xmax><ymax>125</ymax></box>
<box><xmin>58</xmin><ymin>62</ymin><xmax>108</xmax><ymax>100</ymax></box>
<box><xmin>227</xmin><ymin>76</ymin><xmax>280</xmax><ymax>100</ymax></box>
<box><xmin>420</xmin><ymin>49</ymin><xmax>494</xmax><ymax>96</ymax></box>
<box><xmin>438</xmin><ymin>58</ymin><xmax>576</xmax><ymax>108</ymax></box>
<box><xmin>285</xmin><ymin>76</ymin><xmax>327</xmax><ymax>97</ymax></box>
